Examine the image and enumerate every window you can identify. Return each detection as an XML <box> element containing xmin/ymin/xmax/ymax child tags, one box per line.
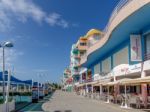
<box><xmin>80</xmin><ymin>42</ymin><xmax>86</xmax><ymax>46</ymax></box>
<box><xmin>93</xmin><ymin>34</ymin><xmax>101</xmax><ymax>41</ymax></box>
<box><xmin>102</xmin><ymin>57</ymin><xmax>111</xmax><ymax>73</ymax></box>
<box><xmin>94</xmin><ymin>63</ymin><xmax>100</xmax><ymax>74</ymax></box>
<box><xmin>145</xmin><ymin>34</ymin><xmax>150</xmax><ymax>60</ymax></box>
<box><xmin>113</xmin><ymin>46</ymin><xmax>129</xmax><ymax>67</ymax></box>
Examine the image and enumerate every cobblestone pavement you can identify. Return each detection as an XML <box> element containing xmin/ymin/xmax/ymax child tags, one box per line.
<box><xmin>42</xmin><ymin>90</ymin><xmax>144</xmax><ymax>112</ymax></box>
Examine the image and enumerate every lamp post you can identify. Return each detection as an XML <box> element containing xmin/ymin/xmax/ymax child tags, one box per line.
<box><xmin>0</xmin><ymin>42</ymin><xmax>13</xmax><ymax>103</ymax></box>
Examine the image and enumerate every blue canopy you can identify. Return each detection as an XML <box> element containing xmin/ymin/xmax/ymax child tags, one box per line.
<box><xmin>0</xmin><ymin>71</ymin><xmax>33</xmax><ymax>85</ymax></box>
<box><xmin>23</xmin><ymin>80</ymin><xmax>33</xmax><ymax>85</ymax></box>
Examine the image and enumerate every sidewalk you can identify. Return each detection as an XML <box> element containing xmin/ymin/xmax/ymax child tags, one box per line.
<box><xmin>42</xmin><ymin>90</ymin><xmax>144</xmax><ymax>112</ymax></box>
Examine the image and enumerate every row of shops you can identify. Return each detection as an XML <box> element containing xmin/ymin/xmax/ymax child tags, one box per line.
<box><xmin>63</xmin><ymin>0</ymin><xmax>150</xmax><ymax>109</ymax></box>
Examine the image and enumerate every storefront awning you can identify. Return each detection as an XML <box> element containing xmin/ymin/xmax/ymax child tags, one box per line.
<box><xmin>120</xmin><ymin>76</ymin><xmax>150</xmax><ymax>85</ymax></box>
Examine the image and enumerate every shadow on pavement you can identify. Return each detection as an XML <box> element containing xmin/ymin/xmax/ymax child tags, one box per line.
<box><xmin>54</xmin><ymin>110</ymin><xmax>72</xmax><ymax>112</ymax></box>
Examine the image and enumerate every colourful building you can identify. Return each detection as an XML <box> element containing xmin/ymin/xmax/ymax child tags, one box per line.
<box><xmin>76</xmin><ymin>0</ymin><xmax>150</xmax><ymax>108</ymax></box>
<box><xmin>62</xmin><ymin>67</ymin><xmax>73</xmax><ymax>92</ymax></box>
<box><xmin>70</xmin><ymin>44</ymin><xmax>80</xmax><ymax>83</ymax></box>
<box><xmin>61</xmin><ymin>0</ymin><xmax>150</xmax><ymax>109</ymax></box>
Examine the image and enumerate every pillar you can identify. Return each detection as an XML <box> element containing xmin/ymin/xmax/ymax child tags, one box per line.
<box><xmin>28</xmin><ymin>85</ymin><xmax>30</xmax><ymax>92</ymax></box>
<box><xmin>99</xmin><ymin>85</ymin><xmax>102</xmax><ymax>100</ymax></box>
<box><xmin>141</xmin><ymin>84</ymin><xmax>148</xmax><ymax>108</ymax></box>
<box><xmin>100</xmin><ymin>85</ymin><xmax>102</xmax><ymax>95</ymax></box>
<box><xmin>141</xmin><ymin>71</ymin><xmax>148</xmax><ymax>108</ymax></box>
<box><xmin>91</xmin><ymin>85</ymin><xmax>93</xmax><ymax>99</ymax></box>
<box><xmin>86</xmin><ymin>84</ymin><xmax>88</xmax><ymax>93</ymax></box>
<box><xmin>17</xmin><ymin>84</ymin><xmax>19</xmax><ymax>92</ymax></box>
<box><xmin>24</xmin><ymin>84</ymin><xmax>26</xmax><ymax>92</ymax></box>
<box><xmin>114</xmin><ymin>84</ymin><xmax>119</xmax><ymax>103</ymax></box>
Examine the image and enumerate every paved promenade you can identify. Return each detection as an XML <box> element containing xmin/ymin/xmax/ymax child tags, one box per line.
<box><xmin>42</xmin><ymin>90</ymin><xmax>144</xmax><ymax>112</ymax></box>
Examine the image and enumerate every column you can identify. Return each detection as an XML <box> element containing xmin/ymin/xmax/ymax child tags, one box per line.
<box><xmin>24</xmin><ymin>84</ymin><xmax>26</xmax><ymax>92</ymax></box>
<box><xmin>28</xmin><ymin>85</ymin><xmax>30</xmax><ymax>92</ymax></box>
<box><xmin>86</xmin><ymin>84</ymin><xmax>88</xmax><ymax>93</ymax></box>
<box><xmin>17</xmin><ymin>84</ymin><xmax>19</xmax><ymax>92</ymax></box>
<box><xmin>91</xmin><ymin>85</ymin><xmax>93</xmax><ymax>99</ymax></box>
<box><xmin>114</xmin><ymin>84</ymin><xmax>119</xmax><ymax>103</ymax></box>
<box><xmin>100</xmin><ymin>85</ymin><xmax>102</xmax><ymax>95</ymax></box>
<box><xmin>99</xmin><ymin>85</ymin><xmax>102</xmax><ymax>100</ymax></box>
<box><xmin>141</xmin><ymin>71</ymin><xmax>148</xmax><ymax>108</ymax></box>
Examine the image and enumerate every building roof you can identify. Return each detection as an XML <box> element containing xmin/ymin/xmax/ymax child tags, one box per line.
<box><xmin>85</xmin><ymin>29</ymin><xmax>103</xmax><ymax>38</ymax></box>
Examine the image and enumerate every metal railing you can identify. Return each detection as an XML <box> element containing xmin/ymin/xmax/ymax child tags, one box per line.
<box><xmin>103</xmin><ymin>0</ymin><xmax>133</xmax><ymax>33</ymax></box>
<box><xmin>80</xmin><ymin>0</ymin><xmax>133</xmax><ymax>63</ymax></box>
<box><xmin>144</xmin><ymin>53</ymin><xmax>150</xmax><ymax>61</ymax></box>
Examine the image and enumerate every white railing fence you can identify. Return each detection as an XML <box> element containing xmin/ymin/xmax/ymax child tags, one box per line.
<box><xmin>103</xmin><ymin>0</ymin><xmax>133</xmax><ymax>33</ymax></box>
<box><xmin>80</xmin><ymin>0</ymin><xmax>133</xmax><ymax>63</ymax></box>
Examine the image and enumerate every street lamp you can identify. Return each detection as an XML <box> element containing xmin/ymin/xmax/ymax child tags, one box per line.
<box><xmin>0</xmin><ymin>41</ymin><xmax>13</xmax><ymax>102</ymax></box>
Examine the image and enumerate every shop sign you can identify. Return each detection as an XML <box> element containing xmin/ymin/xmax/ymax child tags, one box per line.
<box><xmin>130</xmin><ymin>35</ymin><xmax>142</xmax><ymax>61</ymax></box>
<box><xmin>128</xmin><ymin>63</ymin><xmax>141</xmax><ymax>73</ymax></box>
<box><xmin>144</xmin><ymin>60</ymin><xmax>150</xmax><ymax>71</ymax></box>
<box><xmin>113</xmin><ymin>63</ymin><xmax>141</xmax><ymax>76</ymax></box>
<box><xmin>113</xmin><ymin>64</ymin><xmax>129</xmax><ymax>76</ymax></box>
<box><xmin>93</xmin><ymin>74</ymin><xmax>100</xmax><ymax>81</ymax></box>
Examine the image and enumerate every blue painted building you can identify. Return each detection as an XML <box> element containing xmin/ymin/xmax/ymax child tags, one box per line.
<box><xmin>77</xmin><ymin>0</ymin><xmax>150</xmax><ymax>108</ymax></box>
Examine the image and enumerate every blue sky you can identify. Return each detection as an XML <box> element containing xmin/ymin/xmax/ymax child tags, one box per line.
<box><xmin>0</xmin><ymin>0</ymin><xmax>119</xmax><ymax>83</ymax></box>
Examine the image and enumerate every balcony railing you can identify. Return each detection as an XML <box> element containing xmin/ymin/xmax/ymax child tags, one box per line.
<box><xmin>80</xmin><ymin>0</ymin><xmax>133</xmax><ymax>64</ymax></box>
<box><xmin>144</xmin><ymin>53</ymin><xmax>150</xmax><ymax>61</ymax></box>
<box><xmin>73</xmin><ymin>55</ymin><xmax>80</xmax><ymax>59</ymax></box>
<box><xmin>103</xmin><ymin>0</ymin><xmax>133</xmax><ymax>33</ymax></box>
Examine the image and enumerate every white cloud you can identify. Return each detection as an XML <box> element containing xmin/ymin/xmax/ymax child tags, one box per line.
<box><xmin>46</xmin><ymin>13</ymin><xmax>69</xmax><ymax>28</ymax></box>
<box><xmin>0</xmin><ymin>10</ymin><xmax>12</xmax><ymax>32</ymax></box>
<box><xmin>0</xmin><ymin>0</ymin><xmax>71</xmax><ymax>31</ymax></box>
<box><xmin>0</xmin><ymin>49</ymin><xmax>24</xmax><ymax>69</ymax></box>
<box><xmin>1</xmin><ymin>0</ymin><xmax>45</xmax><ymax>23</ymax></box>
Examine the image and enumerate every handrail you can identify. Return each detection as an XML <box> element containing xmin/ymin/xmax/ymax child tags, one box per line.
<box><xmin>80</xmin><ymin>0</ymin><xmax>133</xmax><ymax>64</ymax></box>
<box><xmin>144</xmin><ymin>53</ymin><xmax>150</xmax><ymax>61</ymax></box>
<box><xmin>103</xmin><ymin>0</ymin><xmax>133</xmax><ymax>33</ymax></box>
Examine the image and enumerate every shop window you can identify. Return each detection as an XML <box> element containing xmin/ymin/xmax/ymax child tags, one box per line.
<box><xmin>113</xmin><ymin>46</ymin><xmax>129</xmax><ymax>67</ymax></box>
<box><xmin>102</xmin><ymin>57</ymin><xmax>111</xmax><ymax>73</ymax></box>
<box><xmin>94</xmin><ymin>63</ymin><xmax>100</xmax><ymax>74</ymax></box>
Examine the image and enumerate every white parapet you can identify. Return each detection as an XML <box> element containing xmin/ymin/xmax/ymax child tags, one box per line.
<box><xmin>80</xmin><ymin>0</ymin><xmax>150</xmax><ymax>65</ymax></box>
<box><xmin>144</xmin><ymin>60</ymin><xmax>150</xmax><ymax>71</ymax></box>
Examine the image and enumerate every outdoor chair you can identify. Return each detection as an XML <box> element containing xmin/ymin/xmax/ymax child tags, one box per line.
<box><xmin>99</xmin><ymin>93</ymin><xmax>105</xmax><ymax>101</ymax></box>
<box><xmin>109</xmin><ymin>95</ymin><xmax>114</xmax><ymax>103</ymax></box>
<box><xmin>128</xmin><ymin>95</ymin><xmax>137</xmax><ymax>108</ymax></box>
<box><xmin>136</xmin><ymin>97</ymin><xmax>141</xmax><ymax>108</ymax></box>
<box><xmin>116</xmin><ymin>95</ymin><xmax>122</xmax><ymax>104</ymax></box>
<box><xmin>96</xmin><ymin>93</ymin><xmax>100</xmax><ymax>100</ymax></box>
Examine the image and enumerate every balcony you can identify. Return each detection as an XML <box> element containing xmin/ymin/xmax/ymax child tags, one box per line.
<box><xmin>72</xmin><ymin>71</ymin><xmax>80</xmax><ymax>75</ymax></box>
<box><xmin>71</xmin><ymin>54</ymin><xmax>80</xmax><ymax>59</ymax></box>
<box><xmin>72</xmin><ymin>62</ymin><xmax>80</xmax><ymax>68</ymax></box>
<box><xmin>73</xmin><ymin>64</ymin><xmax>80</xmax><ymax>68</ymax></box>
<box><xmin>64</xmin><ymin>70</ymin><xmax>71</xmax><ymax>75</ymax></box>
<box><xmin>77</xmin><ymin>45</ymin><xmax>87</xmax><ymax>51</ymax></box>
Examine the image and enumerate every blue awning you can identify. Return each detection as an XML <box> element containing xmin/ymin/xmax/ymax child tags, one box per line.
<box><xmin>0</xmin><ymin>71</ymin><xmax>33</xmax><ymax>85</ymax></box>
